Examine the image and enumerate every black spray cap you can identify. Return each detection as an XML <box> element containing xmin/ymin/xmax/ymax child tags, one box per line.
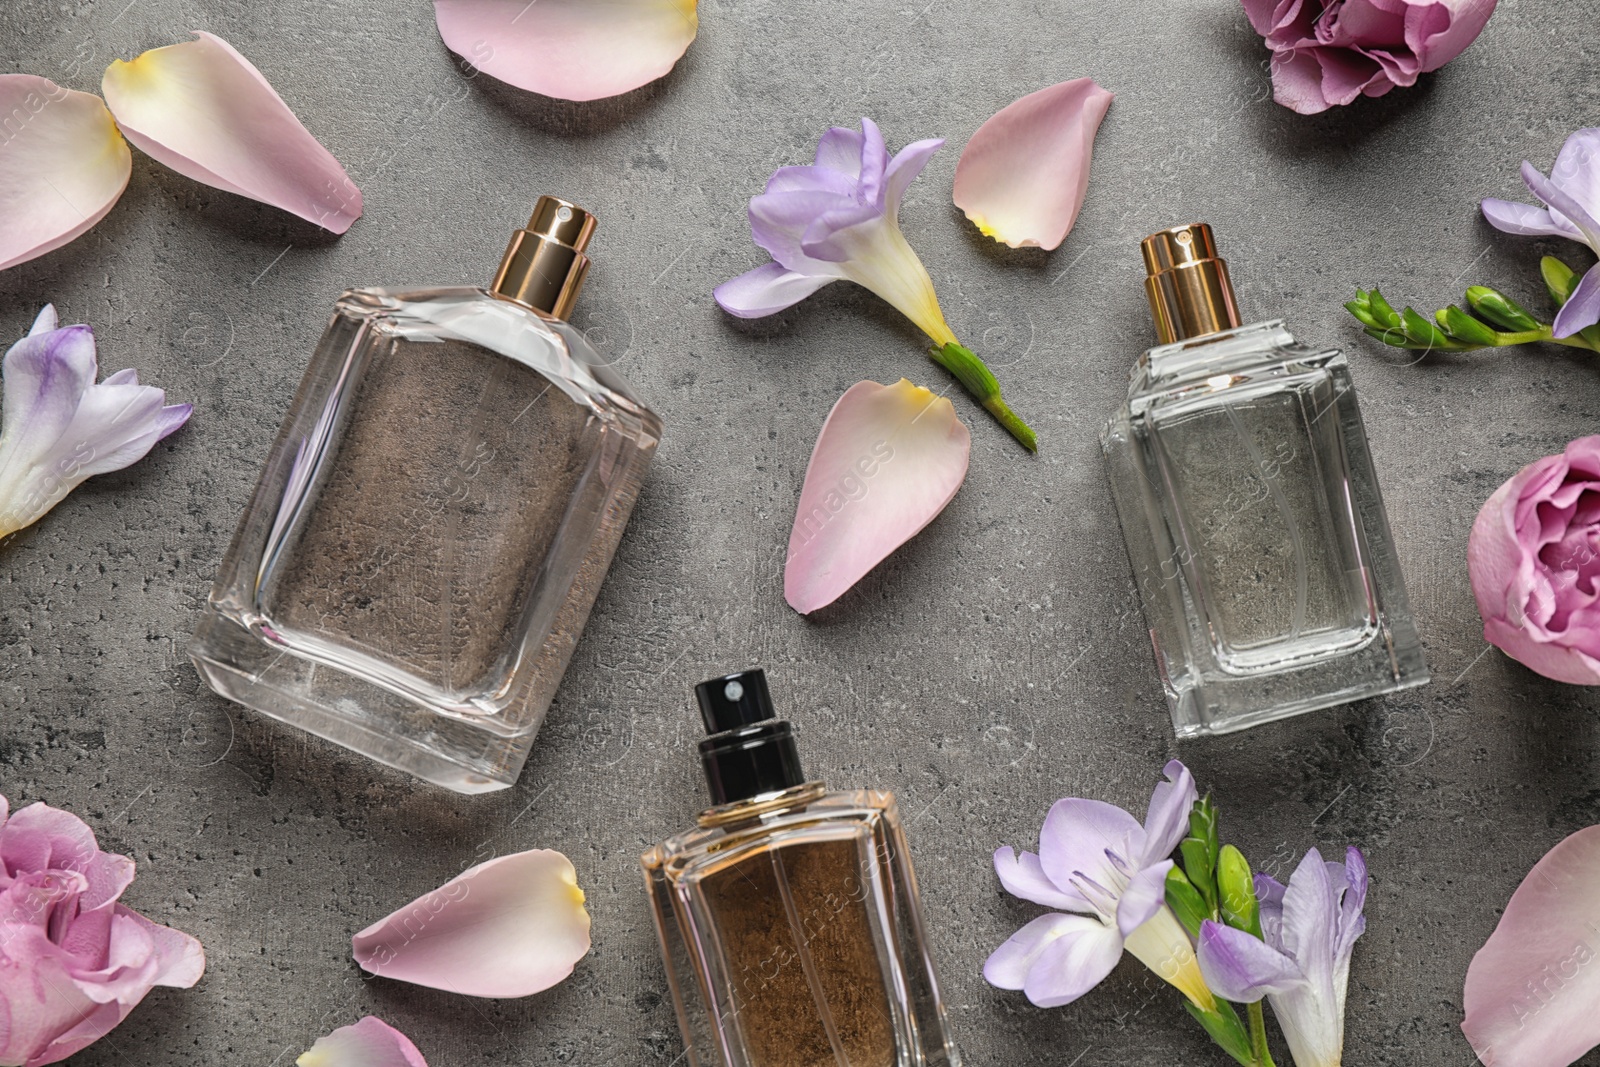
<box><xmin>695</xmin><ymin>669</ymin><xmax>804</xmax><ymax>805</ymax></box>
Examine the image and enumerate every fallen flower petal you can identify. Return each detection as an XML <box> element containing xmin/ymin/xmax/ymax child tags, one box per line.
<box><xmin>434</xmin><ymin>0</ymin><xmax>698</xmax><ymax>102</ymax></box>
<box><xmin>784</xmin><ymin>379</ymin><xmax>970</xmax><ymax>614</ymax></box>
<box><xmin>0</xmin><ymin>305</ymin><xmax>191</xmax><ymax>540</ymax></box>
<box><xmin>0</xmin><ymin>794</ymin><xmax>205</xmax><ymax>1066</ymax></box>
<box><xmin>953</xmin><ymin>78</ymin><xmax>1113</xmax><ymax>251</ymax></box>
<box><xmin>1463</xmin><ymin>825</ymin><xmax>1600</xmax><ymax>1067</ymax></box>
<box><xmin>0</xmin><ymin>75</ymin><xmax>131</xmax><ymax>272</ymax></box>
<box><xmin>101</xmin><ymin>32</ymin><xmax>361</xmax><ymax>233</ymax></box>
<box><xmin>352</xmin><ymin>849</ymin><xmax>590</xmax><ymax>998</ymax></box>
<box><xmin>298</xmin><ymin>1017</ymin><xmax>427</xmax><ymax>1067</ymax></box>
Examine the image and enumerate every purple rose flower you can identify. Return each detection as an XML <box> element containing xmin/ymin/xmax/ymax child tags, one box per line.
<box><xmin>1242</xmin><ymin>0</ymin><xmax>1498</xmax><ymax>115</ymax></box>
<box><xmin>0</xmin><ymin>795</ymin><xmax>205</xmax><ymax>1066</ymax></box>
<box><xmin>1468</xmin><ymin>435</ymin><xmax>1600</xmax><ymax>685</ymax></box>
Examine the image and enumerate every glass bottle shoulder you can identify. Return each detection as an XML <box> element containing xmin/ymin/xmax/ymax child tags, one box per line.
<box><xmin>1125</xmin><ymin>318</ymin><xmax>1347</xmax><ymax>407</ymax></box>
<box><xmin>642</xmin><ymin>784</ymin><xmax>897</xmax><ymax>876</ymax></box>
<box><xmin>336</xmin><ymin>285</ymin><xmax>661</xmax><ymax>444</ymax></box>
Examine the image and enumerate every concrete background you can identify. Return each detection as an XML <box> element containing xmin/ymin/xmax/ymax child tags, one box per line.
<box><xmin>0</xmin><ymin>1</ymin><xmax>1596</xmax><ymax>1063</ymax></box>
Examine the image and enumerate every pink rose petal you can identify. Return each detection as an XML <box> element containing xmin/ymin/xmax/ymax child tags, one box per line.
<box><xmin>785</xmin><ymin>379</ymin><xmax>970</xmax><ymax>614</ymax></box>
<box><xmin>953</xmin><ymin>78</ymin><xmax>1113</xmax><ymax>251</ymax></box>
<box><xmin>0</xmin><ymin>75</ymin><xmax>131</xmax><ymax>271</ymax></box>
<box><xmin>1463</xmin><ymin>825</ymin><xmax>1600</xmax><ymax>1067</ymax></box>
<box><xmin>298</xmin><ymin>1017</ymin><xmax>428</xmax><ymax>1067</ymax></box>
<box><xmin>352</xmin><ymin>849</ymin><xmax>590</xmax><ymax>999</ymax></box>
<box><xmin>101</xmin><ymin>32</ymin><xmax>361</xmax><ymax>233</ymax></box>
<box><xmin>434</xmin><ymin>0</ymin><xmax>698</xmax><ymax>102</ymax></box>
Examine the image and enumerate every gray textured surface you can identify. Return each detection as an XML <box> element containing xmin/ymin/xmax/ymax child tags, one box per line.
<box><xmin>0</xmin><ymin>1</ymin><xmax>1596</xmax><ymax>1064</ymax></box>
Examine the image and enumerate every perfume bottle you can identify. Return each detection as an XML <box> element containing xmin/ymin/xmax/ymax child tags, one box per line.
<box><xmin>1102</xmin><ymin>224</ymin><xmax>1427</xmax><ymax>737</ymax></box>
<box><xmin>643</xmin><ymin>670</ymin><xmax>960</xmax><ymax>1067</ymax></box>
<box><xmin>189</xmin><ymin>197</ymin><xmax>661</xmax><ymax>793</ymax></box>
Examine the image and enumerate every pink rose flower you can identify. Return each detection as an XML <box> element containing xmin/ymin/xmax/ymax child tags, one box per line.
<box><xmin>1468</xmin><ymin>435</ymin><xmax>1600</xmax><ymax>685</ymax></box>
<box><xmin>0</xmin><ymin>796</ymin><xmax>205</xmax><ymax>1066</ymax></box>
<box><xmin>1241</xmin><ymin>0</ymin><xmax>1498</xmax><ymax>115</ymax></box>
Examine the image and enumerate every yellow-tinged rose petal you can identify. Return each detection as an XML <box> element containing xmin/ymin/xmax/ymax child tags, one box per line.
<box><xmin>102</xmin><ymin>32</ymin><xmax>361</xmax><ymax>233</ymax></box>
<box><xmin>0</xmin><ymin>75</ymin><xmax>131</xmax><ymax>271</ymax></box>
<box><xmin>434</xmin><ymin>0</ymin><xmax>698</xmax><ymax>102</ymax></box>
<box><xmin>785</xmin><ymin>379</ymin><xmax>970</xmax><ymax>614</ymax></box>
<box><xmin>351</xmin><ymin>849</ymin><xmax>590</xmax><ymax>998</ymax></box>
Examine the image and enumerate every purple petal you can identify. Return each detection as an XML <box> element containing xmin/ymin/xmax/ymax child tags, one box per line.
<box><xmin>764</xmin><ymin>164</ymin><xmax>857</xmax><ymax>198</ymax></box>
<box><xmin>1523</xmin><ymin>160</ymin><xmax>1600</xmax><ymax>252</ymax></box>
<box><xmin>1196</xmin><ymin>920</ymin><xmax>1303</xmax><ymax>1003</ymax></box>
<box><xmin>1</xmin><ymin>324</ymin><xmax>98</xmax><ymax>456</ymax></box>
<box><xmin>1550</xmin><ymin>128</ymin><xmax>1600</xmax><ymax>226</ymax></box>
<box><xmin>1481</xmin><ymin>197</ymin><xmax>1580</xmax><ymax>240</ymax></box>
<box><xmin>855</xmin><ymin>118</ymin><xmax>889</xmax><ymax>208</ymax></box>
<box><xmin>749</xmin><ymin>189</ymin><xmax>856</xmax><ymax>270</ymax></box>
<box><xmin>57</xmin><ymin>382</ymin><xmax>187</xmax><ymax>479</ymax></box>
<box><xmin>1280</xmin><ymin>848</ymin><xmax>1337</xmax><ymax>984</ymax></box>
<box><xmin>1552</xmin><ymin>262</ymin><xmax>1600</xmax><ymax>339</ymax></box>
<box><xmin>799</xmin><ymin>201</ymin><xmax>886</xmax><ymax>264</ymax></box>
<box><xmin>814</xmin><ymin>125</ymin><xmax>865</xmax><ymax>178</ymax></box>
<box><xmin>1037</xmin><ymin>798</ymin><xmax>1146</xmax><ymax>900</ymax></box>
<box><xmin>28</xmin><ymin>306</ymin><xmax>58</xmax><ymax>337</ymax></box>
<box><xmin>983</xmin><ymin>912</ymin><xmax>1123</xmax><ymax>1008</ymax></box>
<box><xmin>1116</xmin><ymin>859</ymin><xmax>1173</xmax><ymax>937</ymax></box>
<box><xmin>1334</xmin><ymin>846</ymin><xmax>1368</xmax><ymax>961</ymax></box>
<box><xmin>993</xmin><ymin>846</ymin><xmax>1086</xmax><ymax>912</ymax></box>
<box><xmin>1140</xmin><ymin>759</ymin><xmax>1197</xmax><ymax>865</ymax></box>
<box><xmin>883</xmin><ymin>137</ymin><xmax>942</xmax><ymax>217</ymax></box>
<box><xmin>714</xmin><ymin>262</ymin><xmax>835</xmax><ymax>319</ymax></box>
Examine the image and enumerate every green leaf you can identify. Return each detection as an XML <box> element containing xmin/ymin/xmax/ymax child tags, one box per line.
<box><xmin>1166</xmin><ymin>866</ymin><xmax>1210</xmax><ymax>941</ymax></box>
<box><xmin>1366</xmin><ymin>288</ymin><xmax>1403</xmax><ymax>329</ymax></box>
<box><xmin>1180</xmin><ymin>795</ymin><xmax>1222</xmax><ymax>911</ymax></box>
<box><xmin>1467</xmin><ymin>286</ymin><xmax>1541</xmax><ymax>332</ymax></box>
<box><xmin>1185</xmin><ymin>999</ymin><xmax>1257</xmax><ymax>1067</ymax></box>
<box><xmin>1217</xmin><ymin>845</ymin><xmax>1262</xmax><ymax>938</ymax></box>
<box><xmin>1436</xmin><ymin>305</ymin><xmax>1500</xmax><ymax>348</ymax></box>
<box><xmin>1361</xmin><ymin>325</ymin><xmax>1414</xmax><ymax>348</ymax></box>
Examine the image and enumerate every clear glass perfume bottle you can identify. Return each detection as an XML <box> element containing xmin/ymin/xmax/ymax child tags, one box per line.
<box><xmin>190</xmin><ymin>197</ymin><xmax>661</xmax><ymax>793</ymax></box>
<box><xmin>1102</xmin><ymin>224</ymin><xmax>1427</xmax><ymax>737</ymax></box>
<box><xmin>643</xmin><ymin>670</ymin><xmax>960</xmax><ymax>1067</ymax></box>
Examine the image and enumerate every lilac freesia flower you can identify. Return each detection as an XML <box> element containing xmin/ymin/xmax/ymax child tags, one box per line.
<box><xmin>984</xmin><ymin>760</ymin><xmax>1216</xmax><ymax>1011</ymax></box>
<box><xmin>716</xmin><ymin>117</ymin><xmax>953</xmax><ymax>344</ymax></box>
<box><xmin>0</xmin><ymin>305</ymin><xmax>191</xmax><ymax>539</ymax></box>
<box><xmin>1197</xmin><ymin>847</ymin><xmax>1368</xmax><ymax>1067</ymax></box>
<box><xmin>1482</xmin><ymin>128</ymin><xmax>1600</xmax><ymax>338</ymax></box>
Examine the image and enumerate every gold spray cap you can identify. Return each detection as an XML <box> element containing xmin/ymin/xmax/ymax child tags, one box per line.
<box><xmin>490</xmin><ymin>196</ymin><xmax>596</xmax><ymax>321</ymax></box>
<box><xmin>1140</xmin><ymin>224</ymin><xmax>1242</xmax><ymax>345</ymax></box>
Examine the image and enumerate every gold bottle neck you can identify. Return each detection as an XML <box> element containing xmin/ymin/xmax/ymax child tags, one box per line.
<box><xmin>1141</xmin><ymin>223</ymin><xmax>1242</xmax><ymax>346</ymax></box>
<box><xmin>489</xmin><ymin>195</ymin><xmax>595</xmax><ymax>321</ymax></box>
<box><xmin>697</xmin><ymin>781</ymin><xmax>828</xmax><ymax>829</ymax></box>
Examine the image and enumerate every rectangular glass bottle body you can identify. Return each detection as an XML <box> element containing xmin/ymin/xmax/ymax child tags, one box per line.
<box><xmin>642</xmin><ymin>786</ymin><xmax>960</xmax><ymax>1067</ymax></box>
<box><xmin>190</xmin><ymin>287</ymin><xmax>660</xmax><ymax>792</ymax></box>
<box><xmin>1101</xmin><ymin>319</ymin><xmax>1427</xmax><ymax>736</ymax></box>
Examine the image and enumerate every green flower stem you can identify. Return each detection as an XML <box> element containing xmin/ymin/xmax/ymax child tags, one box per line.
<box><xmin>929</xmin><ymin>342</ymin><xmax>1038</xmax><ymax>452</ymax></box>
<box><xmin>1346</xmin><ymin>264</ymin><xmax>1600</xmax><ymax>355</ymax></box>
<box><xmin>1247</xmin><ymin>1002</ymin><xmax>1278</xmax><ymax>1067</ymax></box>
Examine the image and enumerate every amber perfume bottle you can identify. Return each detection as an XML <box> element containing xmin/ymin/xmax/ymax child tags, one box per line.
<box><xmin>1102</xmin><ymin>224</ymin><xmax>1427</xmax><ymax>737</ymax></box>
<box><xmin>643</xmin><ymin>670</ymin><xmax>960</xmax><ymax>1067</ymax></box>
<box><xmin>190</xmin><ymin>197</ymin><xmax>661</xmax><ymax>793</ymax></box>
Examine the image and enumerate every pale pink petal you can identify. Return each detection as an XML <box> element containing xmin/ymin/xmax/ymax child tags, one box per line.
<box><xmin>1463</xmin><ymin>825</ymin><xmax>1600</xmax><ymax>1067</ymax></box>
<box><xmin>0</xmin><ymin>76</ymin><xmax>131</xmax><ymax>271</ymax></box>
<box><xmin>298</xmin><ymin>1017</ymin><xmax>428</xmax><ymax>1067</ymax></box>
<box><xmin>952</xmin><ymin>78</ymin><xmax>1114</xmax><ymax>251</ymax></box>
<box><xmin>101</xmin><ymin>33</ymin><xmax>361</xmax><ymax>233</ymax></box>
<box><xmin>352</xmin><ymin>849</ymin><xmax>590</xmax><ymax>998</ymax></box>
<box><xmin>784</xmin><ymin>379</ymin><xmax>970</xmax><ymax>614</ymax></box>
<box><xmin>433</xmin><ymin>0</ymin><xmax>698</xmax><ymax>102</ymax></box>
